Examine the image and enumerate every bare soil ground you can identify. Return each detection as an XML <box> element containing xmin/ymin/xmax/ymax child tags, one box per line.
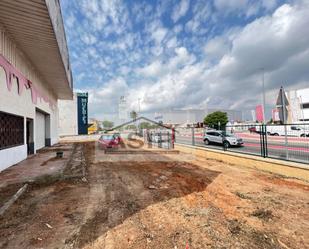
<box><xmin>0</xmin><ymin>142</ymin><xmax>308</xmax><ymax>249</ymax></box>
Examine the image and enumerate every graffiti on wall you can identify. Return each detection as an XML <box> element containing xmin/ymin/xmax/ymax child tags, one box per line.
<box><xmin>0</xmin><ymin>54</ymin><xmax>54</xmax><ymax>109</ymax></box>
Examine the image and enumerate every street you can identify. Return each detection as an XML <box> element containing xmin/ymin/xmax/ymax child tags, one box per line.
<box><xmin>175</xmin><ymin>132</ymin><xmax>309</xmax><ymax>164</ymax></box>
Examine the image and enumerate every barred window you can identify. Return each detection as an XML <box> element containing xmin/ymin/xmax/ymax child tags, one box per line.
<box><xmin>0</xmin><ymin>111</ymin><xmax>24</xmax><ymax>150</ymax></box>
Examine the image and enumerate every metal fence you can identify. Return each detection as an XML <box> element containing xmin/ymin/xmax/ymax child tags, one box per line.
<box><xmin>175</xmin><ymin>124</ymin><xmax>309</xmax><ymax>164</ymax></box>
<box><xmin>144</xmin><ymin>129</ymin><xmax>174</xmax><ymax>149</ymax></box>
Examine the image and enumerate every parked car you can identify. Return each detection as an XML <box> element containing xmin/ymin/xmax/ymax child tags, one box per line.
<box><xmin>267</xmin><ymin>125</ymin><xmax>309</xmax><ymax>137</ymax></box>
<box><xmin>98</xmin><ymin>134</ymin><xmax>122</xmax><ymax>149</ymax></box>
<box><xmin>203</xmin><ymin>130</ymin><xmax>243</xmax><ymax>148</ymax></box>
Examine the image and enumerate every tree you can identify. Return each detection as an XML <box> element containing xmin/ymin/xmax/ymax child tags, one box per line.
<box><xmin>126</xmin><ymin>124</ymin><xmax>137</xmax><ymax>130</ymax></box>
<box><xmin>130</xmin><ymin>110</ymin><xmax>138</xmax><ymax>120</ymax></box>
<box><xmin>203</xmin><ymin>111</ymin><xmax>228</xmax><ymax>130</ymax></box>
<box><xmin>102</xmin><ymin>120</ymin><xmax>114</xmax><ymax>128</ymax></box>
<box><xmin>267</xmin><ymin>118</ymin><xmax>273</xmax><ymax>125</ymax></box>
<box><xmin>138</xmin><ymin>122</ymin><xmax>151</xmax><ymax>129</ymax></box>
<box><xmin>138</xmin><ymin>122</ymin><xmax>159</xmax><ymax>129</ymax></box>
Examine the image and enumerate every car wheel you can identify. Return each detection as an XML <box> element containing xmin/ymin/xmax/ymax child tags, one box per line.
<box><xmin>273</xmin><ymin>133</ymin><xmax>279</xmax><ymax>136</ymax></box>
<box><xmin>204</xmin><ymin>139</ymin><xmax>210</xmax><ymax>145</ymax></box>
<box><xmin>223</xmin><ymin>141</ymin><xmax>230</xmax><ymax>148</ymax></box>
<box><xmin>300</xmin><ymin>134</ymin><xmax>305</xmax><ymax>137</ymax></box>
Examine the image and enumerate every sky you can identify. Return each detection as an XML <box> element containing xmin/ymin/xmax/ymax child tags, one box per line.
<box><xmin>60</xmin><ymin>0</ymin><xmax>309</xmax><ymax>121</ymax></box>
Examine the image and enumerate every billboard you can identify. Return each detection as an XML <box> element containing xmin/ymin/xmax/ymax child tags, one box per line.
<box><xmin>272</xmin><ymin>108</ymin><xmax>280</xmax><ymax>121</ymax></box>
<box><xmin>255</xmin><ymin>105</ymin><xmax>264</xmax><ymax>122</ymax></box>
<box><xmin>77</xmin><ymin>92</ymin><xmax>88</xmax><ymax>135</ymax></box>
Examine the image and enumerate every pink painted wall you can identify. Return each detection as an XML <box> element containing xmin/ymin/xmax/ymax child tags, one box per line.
<box><xmin>0</xmin><ymin>54</ymin><xmax>54</xmax><ymax>109</ymax></box>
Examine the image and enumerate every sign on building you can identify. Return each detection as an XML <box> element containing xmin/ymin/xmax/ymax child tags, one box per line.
<box><xmin>77</xmin><ymin>92</ymin><xmax>88</xmax><ymax>135</ymax></box>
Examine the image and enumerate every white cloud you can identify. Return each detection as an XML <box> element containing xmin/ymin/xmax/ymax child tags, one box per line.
<box><xmin>185</xmin><ymin>0</ymin><xmax>210</xmax><ymax>34</ymax></box>
<box><xmin>214</xmin><ymin>0</ymin><xmax>248</xmax><ymax>12</ymax></box>
<box><xmin>166</xmin><ymin>36</ymin><xmax>178</xmax><ymax>48</ymax></box>
<box><xmin>134</xmin><ymin>1</ymin><xmax>309</xmax><ymax>112</ymax></box>
<box><xmin>136</xmin><ymin>61</ymin><xmax>165</xmax><ymax>78</ymax></box>
<box><xmin>173</xmin><ymin>24</ymin><xmax>183</xmax><ymax>33</ymax></box>
<box><xmin>171</xmin><ymin>0</ymin><xmax>190</xmax><ymax>23</ymax></box>
<box><xmin>204</xmin><ymin>36</ymin><xmax>231</xmax><ymax>61</ymax></box>
<box><xmin>61</xmin><ymin>0</ymin><xmax>309</xmax><ymax>120</ymax></box>
<box><xmin>81</xmin><ymin>33</ymin><xmax>97</xmax><ymax>45</ymax></box>
<box><xmin>152</xmin><ymin>27</ymin><xmax>168</xmax><ymax>44</ymax></box>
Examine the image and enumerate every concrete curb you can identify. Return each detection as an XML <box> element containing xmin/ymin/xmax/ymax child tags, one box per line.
<box><xmin>175</xmin><ymin>143</ymin><xmax>309</xmax><ymax>182</ymax></box>
<box><xmin>176</xmin><ymin>143</ymin><xmax>309</xmax><ymax>170</ymax></box>
<box><xmin>0</xmin><ymin>184</ymin><xmax>28</xmax><ymax>216</ymax></box>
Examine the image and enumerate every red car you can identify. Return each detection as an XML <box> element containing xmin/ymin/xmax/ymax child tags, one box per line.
<box><xmin>98</xmin><ymin>134</ymin><xmax>121</xmax><ymax>149</ymax></box>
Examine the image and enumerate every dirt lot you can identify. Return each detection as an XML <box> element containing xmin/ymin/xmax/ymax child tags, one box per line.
<box><xmin>0</xmin><ymin>142</ymin><xmax>308</xmax><ymax>249</ymax></box>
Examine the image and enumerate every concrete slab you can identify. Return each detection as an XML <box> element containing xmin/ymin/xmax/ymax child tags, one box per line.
<box><xmin>0</xmin><ymin>144</ymin><xmax>72</xmax><ymax>188</ymax></box>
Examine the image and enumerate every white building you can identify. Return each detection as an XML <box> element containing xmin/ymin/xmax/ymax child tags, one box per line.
<box><xmin>58</xmin><ymin>94</ymin><xmax>78</xmax><ymax>136</ymax></box>
<box><xmin>0</xmin><ymin>1</ymin><xmax>73</xmax><ymax>171</ymax></box>
<box><xmin>150</xmin><ymin>108</ymin><xmax>242</xmax><ymax>125</ymax></box>
<box><xmin>58</xmin><ymin>92</ymin><xmax>89</xmax><ymax>136</ymax></box>
<box><xmin>287</xmin><ymin>88</ymin><xmax>309</xmax><ymax>122</ymax></box>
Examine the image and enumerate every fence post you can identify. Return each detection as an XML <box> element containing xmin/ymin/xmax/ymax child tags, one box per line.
<box><xmin>192</xmin><ymin>127</ymin><xmax>195</xmax><ymax>146</ymax></box>
<box><xmin>159</xmin><ymin>132</ymin><xmax>162</xmax><ymax>148</ymax></box>
<box><xmin>172</xmin><ymin>128</ymin><xmax>175</xmax><ymax>148</ymax></box>
<box><xmin>259</xmin><ymin>125</ymin><xmax>264</xmax><ymax>157</ymax></box>
<box><xmin>264</xmin><ymin>125</ymin><xmax>268</xmax><ymax>157</ymax></box>
<box><xmin>283</xmin><ymin>124</ymin><xmax>289</xmax><ymax>160</ymax></box>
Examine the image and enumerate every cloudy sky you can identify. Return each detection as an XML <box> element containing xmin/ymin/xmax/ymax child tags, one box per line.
<box><xmin>60</xmin><ymin>0</ymin><xmax>309</xmax><ymax>120</ymax></box>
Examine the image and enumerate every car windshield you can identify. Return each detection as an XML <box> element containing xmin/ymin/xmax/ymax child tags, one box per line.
<box><xmin>100</xmin><ymin>135</ymin><xmax>114</xmax><ymax>140</ymax></box>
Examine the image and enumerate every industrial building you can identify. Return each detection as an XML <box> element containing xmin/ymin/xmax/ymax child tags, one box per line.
<box><xmin>151</xmin><ymin>108</ymin><xmax>242</xmax><ymax>126</ymax></box>
<box><xmin>0</xmin><ymin>0</ymin><xmax>73</xmax><ymax>171</ymax></box>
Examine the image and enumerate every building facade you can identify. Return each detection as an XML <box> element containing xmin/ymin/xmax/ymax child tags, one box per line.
<box><xmin>0</xmin><ymin>0</ymin><xmax>73</xmax><ymax>171</ymax></box>
<box><xmin>58</xmin><ymin>92</ymin><xmax>88</xmax><ymax>136</ymax></box>
<box><xmin>287</xmin><ymin>88</ymin><xmax>309</xmax><ymax>122</ymax></box>
<box><xmin>151</xmin><ymin>108</ymin><xmax>242</xmax><ymax>125</ymax></box>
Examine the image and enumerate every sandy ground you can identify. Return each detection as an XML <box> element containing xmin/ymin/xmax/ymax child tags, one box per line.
<box><xmin>0</xmin><ymin>142</ymin><xmax>308</xmax><ymax>249</ymax></box>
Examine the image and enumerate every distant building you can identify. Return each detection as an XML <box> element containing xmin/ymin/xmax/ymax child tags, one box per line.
<box><xmin>150</xmin><ymin>108</ymin><xmax>242</xmax><ymax>125</ymax></box>
<box><xmin>0</xmin><ymin>1</ymin><xmax>73</xmax><ymax>171</ymax></box>
<box><xmin>118</xmin><ymin>96</ymin><xmax>128</xmax><ymax>123</ymax></box>
<box><xmin>58</xmin><ymin>92</ymin><xmax>88</xmax><ymax>136</ymax></box>
<box><xmin>287</xmin><ymin>88</ymin><xmax>309</xmax><ymax>122</ymax></box>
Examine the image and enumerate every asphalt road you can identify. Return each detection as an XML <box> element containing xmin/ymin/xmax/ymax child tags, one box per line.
<box><xmin>175</xmin><ymin>134</ymin><xmax>309</xmax><ymax>164</ymax></box>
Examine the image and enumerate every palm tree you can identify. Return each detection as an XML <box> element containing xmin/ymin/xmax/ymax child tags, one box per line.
<box><xmin>130</xmin><ymin>110</ymin><xmax>138</xmax><ymax>121</ymax></box>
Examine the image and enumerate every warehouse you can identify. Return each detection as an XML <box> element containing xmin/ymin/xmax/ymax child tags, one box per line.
<box><xmin>0</xmin><ymin>0</ymin><xmax>73</xmax><ymax>171</ymax></box>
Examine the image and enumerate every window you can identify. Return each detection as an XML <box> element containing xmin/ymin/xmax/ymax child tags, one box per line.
<box><xmin>207</xmin><ymin>132</ymin><xmax>220</xmax><ymax>136</ymax></box>
<box><xmin>301</xmin><ymin>103</ymin><xmax>309</xmax><ymax>109</ymax></box>
<box><xmin>0</xmin><ymin>112</ymin><xmax>24</xmax><ymax>150</ymax></box>
<box><xmin>290</xmin><ymin>126</ymin><xmax>301</xmax><ymax>131</ymax></box>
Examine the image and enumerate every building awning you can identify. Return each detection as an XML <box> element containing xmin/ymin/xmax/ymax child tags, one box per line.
<box><xmin>0</xmin><ymin>0</ymin><xmax>73</xmax><ymax>99</ymax></box>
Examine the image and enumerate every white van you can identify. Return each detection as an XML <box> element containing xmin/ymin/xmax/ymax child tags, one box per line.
<box><xmin>267</xmin><ymin>125</ymin><xmax>309</xmax><ymax>137</ymax></box>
